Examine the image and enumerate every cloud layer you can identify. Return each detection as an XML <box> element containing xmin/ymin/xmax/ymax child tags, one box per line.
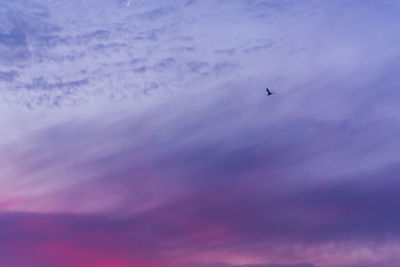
<box><xmin>0</xmin><ymin>0</ymin><xmax>400</xmax><ymax>266</ymax></box>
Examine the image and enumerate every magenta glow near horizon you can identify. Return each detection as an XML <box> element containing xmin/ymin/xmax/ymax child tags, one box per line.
<box><xmin>0</xmin><ymin>0</ymin><xmax>400</xmax><ymax>266</ymax></box>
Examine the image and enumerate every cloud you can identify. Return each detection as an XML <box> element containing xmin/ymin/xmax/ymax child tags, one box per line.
<box><xmin>0</xmin><ymin>28</ymin><xmax>27</xmax><ymax>47</ymax></box>
<box><xmin>25</xmin><ymin>77</ymin><xmax>89</xmax><ymax>91</ymax></box>
<box><xmin>1</xmin><ymin>79</ymin><xmax>400</xmax><ymax>265</ymax></box>
<box><xmin>0</xmin><ymin>70</ymin><xmax>19</xmax><ymax>82</ymax></box>
<box><xmin>0</xmin><ymin>0</ymin><xmax>285</xmax><ymax>106</ymax></box>
<box><xmin>0</xmin><ymin>0</ymin><xmax>400</xmax><ymax>266</ymax></box>
<box><xmin>187</xmin><ymin>61</ymin><xmax>209</xmax><ymax>72</ymax></box>
<box><xmin>1</xmin><ymin>159</ymin><xmax>399</xmax><ymax>266</ymax></box>
<box><xmin>138</xmin><ymin>6</ymin><xmax>176</xmax><ymax>21</ymax></box>
<box><xmin>241</xmin><ymin>264</ymin><xmax>316</xmax><ymax>267</ymax></box>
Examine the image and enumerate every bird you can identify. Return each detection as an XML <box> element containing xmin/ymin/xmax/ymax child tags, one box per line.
<box><xmin>266</xmin><ymin>88</ymin><xmax>275</xmax><ymax>95</ymax></box>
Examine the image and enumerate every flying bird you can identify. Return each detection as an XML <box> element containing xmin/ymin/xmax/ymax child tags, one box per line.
<box><xmin>266</xmin><ymin>88</ymin><xmax>275</xmax><ymax>96</ymax></box>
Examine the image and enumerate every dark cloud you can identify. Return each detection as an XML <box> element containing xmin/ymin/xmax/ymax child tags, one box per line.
<box><xmin>0</xmin><ymin>70</ymin><xmax>18</xmax><ymax>82</ymax></box>
<box><xmin>187</xmin><ymin>61</ymin><xmax>209</xmax><ymax>72</ymax></box>
<box><xmin>144</xmin><ymin>27</ymin><xmax>167</xmax><ymax>41</ymax></box>
<box><xmin>0</xmin><ymin>47</ymin><xmax>31</xmax><ymax>64</ymax></box>
<box><xmin>90</xmin><ymin>42</ymin><xmax>128</xmax><ymax>52</ymax></box>
<box><xmin>244</xmin><ymin>0</ymin><xmax>296</xmax><ymax>13</ymax></box>
<box><xmin>143</xmin><ymin>82</ymin><xmax>159</xmax><ymax>94</ymax></box>
<box><xmin>196</xmin><ymin>263</ymin><xmax>317</xmax><ymax>267</ymax></box>
<box><xmin>76</xmin><ymin>30</ymin><xmax>111</xmax><ymax>44</ymax></box>
<box><xmin>172</xmin><ymin>46</ymin><xmax>196</xmax><ymax>52</ymax></box>
<box><xmin>241</xmin><ymin>264</ymin><xmax>316</xmax><ymax>267</ymax></box>
<box><xmin>154</xmin><ymin>58</ymin><xmax>176</xmax><ymax>70</ymax></box>
<box><xmin>0</xmin><ymin>28</ymin><xmax>27</xmax><ymax>47</ymax></box>
<box><xmin>138</xmin><ymin>6</ymin><xmax>175</xmax><ymax>21</ymax></box>
<box><xmin>0</xmin><ymin>158</ymin><xmax>398</xmax><ymax>266</ymax></box>
<box><xmin>32</xmin><ymin>49</ymin><xmax>85</xmax><ymax>63</ymax></box>
<box><xmin>215</xmin><ymin>48</ymin><xmax>236</xmax><ymax>55</ymax></box>
<box><xmin>25</xmin><ymin>77</ymin><xmax>89</xmax><ymax>91</ymax></box>
<box><xmin>34</xmin><ymin>30</ymin><xmax>111</xmax><ymax>49</ymax></box>
<box><xmin>243</xmin><ymin>43</ymin><xmax>274</xmax><ymax>53</ymax></box>
<box><xmin>35</xmin><ymin>35</ymin><xmax>69</xmax><ymax>48</ymax></box>
<box><xmin>211</xmin><ymin>62</ymin><xmax>239</xmax><ymax>74</ymax></box>
<box><xmin>0</xmin><ymin>211</ymin><xmax>162</xmax><ymax>267</ymax></box>
<box><xmin>133</xmin><ymin>66</ymin><xmax>147</xmax><ymax>73</ymax></box>
<box><xmin>0</xmin><ymin>28</ymin><xmax>31</xmax><ymax>64</ymax></box>
<box><xmin>186</xmin><ymin>0</ymin><xmax>196</xmax><ymax>6</ymax></box>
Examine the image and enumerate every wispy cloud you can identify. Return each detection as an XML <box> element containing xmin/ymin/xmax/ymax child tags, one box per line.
<box><xmin>0</xmin><ymin>0</ymin><xmax>400</xmax><ymax>266</ymax></box>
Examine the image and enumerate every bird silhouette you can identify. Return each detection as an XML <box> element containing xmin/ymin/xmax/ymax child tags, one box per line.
<box><xmin>266</xmin><ymin>88</ymin><xmax>275</xmax><ymax>95</ymax></box>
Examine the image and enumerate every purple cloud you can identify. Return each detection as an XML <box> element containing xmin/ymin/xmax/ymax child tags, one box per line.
<box><xmin>0</xmin><ymin>0</ymin><xmax>400</xmax><ymax>266</ymax></box>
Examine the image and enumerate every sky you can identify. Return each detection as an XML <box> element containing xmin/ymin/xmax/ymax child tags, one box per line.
<box><xmin>0</xmin><ymin>0</ymin><xmax>400</xmax><ymax>266</ymax></box>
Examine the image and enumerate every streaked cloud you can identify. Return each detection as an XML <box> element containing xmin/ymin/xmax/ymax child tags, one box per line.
<box><xmin>0</xmin><ymin>0</ymin><xmax>399</xmax><ymax>266</ymax></box>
